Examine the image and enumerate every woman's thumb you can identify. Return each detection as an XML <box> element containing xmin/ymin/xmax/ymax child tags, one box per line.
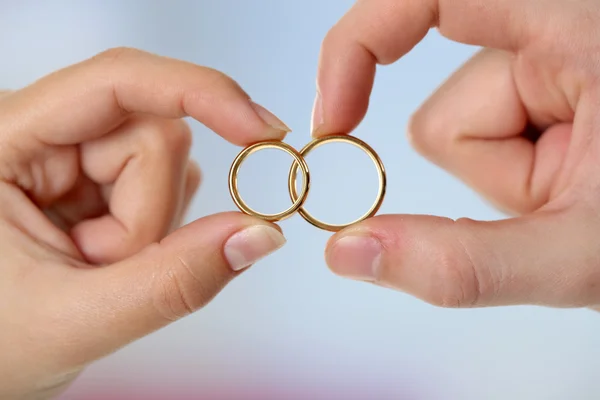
<box><xmin>53</xmin><ymin>212</ymin><xmax>285</xmax><ymax>367</ymax></box>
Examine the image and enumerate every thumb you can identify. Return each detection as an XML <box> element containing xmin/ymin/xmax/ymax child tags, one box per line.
<box><xmin>55</xmin><ymin>212</ymin><xmax>285</xmax><ymax>367</ymax></box>
<box><xmin>324</xmin><ymin>208</ymin><xmax>600</xmax><ymax>308</ymax></box>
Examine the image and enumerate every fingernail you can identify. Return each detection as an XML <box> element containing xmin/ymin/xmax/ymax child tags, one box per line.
<box><xmin>250</xmin><ymin>100</ymin><xmax>291</xmax><ymax>133</ymax></box>
<box><xmin>225</xmin><ymin>225</ymin><xmax>286</xmax><ymax>271</ymax></box>
<box><xmin>310</xmin><ymin>89</ymin><xmax>323</xmax><ymax>137</ymax></box>
<box><xmin>326</xmin><ymin>234</ymin><xmax>382</xmax><ymax>281</ymax></box>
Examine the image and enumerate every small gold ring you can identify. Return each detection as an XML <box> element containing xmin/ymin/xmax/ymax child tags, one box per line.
<box><xmin>228</xmin><ymin>140</ymin><xmax>310</xmax><ymax>222</ymax></box>
<box><xmin>287</xmin><ymin>135</ymin><xmax>386</xmax><ymax>232</ymax></box>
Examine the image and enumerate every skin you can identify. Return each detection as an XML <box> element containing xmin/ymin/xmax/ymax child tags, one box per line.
<box><xmin>318</xmin><ymin>0</ymin><xmax>600</xmax><ymax>309</ymax></box>
<box><xmin>0</xmin><ymin>48</ymin><xmax>290</xmax><ymax>399</ymax></box>
<box><xmin>3</xmin><ymin>0</ymin><xmax>600</xmax><ymax>398</ymax></box>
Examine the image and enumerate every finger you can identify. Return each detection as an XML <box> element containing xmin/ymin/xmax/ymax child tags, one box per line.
<box><xmin>408</xmin><ymin>49</ymin><xmax>572</xmax><ymax>214</ymax></box>
<box><xmin>47</xmin><ymin>213</ymin><xmax>286</xmax><ymax>367</ymax></box>
<box><xmin>42</xmin><ymin>173</ymin><xmax>107</xmax><ymax>232</ymax></box>
<box><xmin>0</xmin><ymin>47</ymin><xmax>290</xmax><ymax>149</ymax></box>
<box><xmin>312</xmin><ymin>0</ymin><xmax>545</xmax><ymax>136</ymax></box>
<box><xmin>176</xmin><ymin>160</ymin><xmax>202</xmax><ymax>228</ymax></box>
<box><xmin>71</xmin><ymin>116</ymin><xmax>193</xmax><ymax>264</ymax></box>
<box><xmin>50</xmin><ymin>137</ymin><xmax>200</xmax><ymax>245</ymax></box>
<box><xmin>325</xmin><ymin>208</ymin><xmax>600</xmax><ymax>308</ymax></box>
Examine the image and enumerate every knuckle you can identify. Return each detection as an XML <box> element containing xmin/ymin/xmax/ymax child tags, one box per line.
<box><xmin>186</xmin><ymin>161</ymin><xmax>202</xmax><ymax>191</ymax></box>
<box><xmin>92</xmin><ymin>46</ymin><xmax>142</xmax><ymax>64</ymax></box>
<box><xmin>406</xmin><ymin>108</ymin><xmax>445</xmax><ymax>159</ymax></box>
<box><xmin>425</xmin><ymin>224</ymin><xmax>488</xmax><ymax>308</ymax></box>
<box><xmin>426</xmin><ymin>250</ymin><xmax>474</xmax><ymax>308</ymax></box>
<box><xmin>167</xmin><ymin>119</ymin><xmax>193</xmax><ymax>151</ymax></box>
<box><xmin>150</xmin><ymin>247</ymin><xmax>210</xmax><ymax>322</ymax></box>
<box><xmin>197</xmin><ymin>67</ymin><xmax>241</xmax><ymax>94</ymax></box>
<box><xmin>139</xmin><ymin>118</ymin><xmax>192</xmax><ymax>155</ymax></box>
<box><xmin>571</xmin><ymin>270</ymin><xmax>600</xmax><ymax>307</ymax></box>
<box><xmin>320</xmin><ymin>24</ymin><xmax>393</xmax><ymax>65</ymax></box>
<box><xmin>320</xmin><ymin>26</ymin><xmax>338</xmax><ymax>52</ymax></box>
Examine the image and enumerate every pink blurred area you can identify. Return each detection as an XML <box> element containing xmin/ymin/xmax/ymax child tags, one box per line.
<box><xmin>61</xmin><ymin>388</ymin><xmax>423</xmax><ymax>400</ymax></box>
<box><xmin>61</xmin><ymin>381</ymin><xmax>428</xmax><ymax>400</ymax></box>
<box><xmin>59</xmin><ymin>360</ymin><xmax>436</xmax><ymax>399</ymax></box>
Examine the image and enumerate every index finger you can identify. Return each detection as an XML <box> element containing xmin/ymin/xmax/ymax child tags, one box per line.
<box><xmin>1</xmin><ymin>47</ymin><xmax>290</xmax><ymax>147</ymax></box>
<box><xmin>312</xmin><ymin>0</ymin><xmax>536</xmax><ymax>137</ymax></box>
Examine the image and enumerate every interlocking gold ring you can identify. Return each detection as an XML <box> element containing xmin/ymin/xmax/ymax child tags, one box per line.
<box><xmin>228</xmin><ymin>141</ymin><xmax>310</xmax><ymax>222</ymax></box>
<box><xmin>288</xmin><ymin>135</ymin><xmax>386</xmax><ymax>232</ymax></box>
<box><xmin>228</xmin><ymin>135</ymin><xmax>386</xmax><ymax>231</ymax></box>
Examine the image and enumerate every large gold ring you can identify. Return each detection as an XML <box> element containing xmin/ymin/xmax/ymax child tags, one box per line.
<box><xmin>288</xmin><ymin>135</ymin><xmax>386</xmax><ymax>232</ymax></box>
<box><xmin>228</xmin><ymin>141</ymin><xmax>310</xmax><ymax>222</ymax></box>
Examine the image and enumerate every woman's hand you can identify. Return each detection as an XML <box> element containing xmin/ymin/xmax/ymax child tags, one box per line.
<box><xmin>0</xmin><ymin>48</ymin><xmax>289</xmax><ymax>399</ymax></box>
<box><xmin>317</xmin><ymin>0</ymin><xmax>600</xmax><ymax>308</ymax></box>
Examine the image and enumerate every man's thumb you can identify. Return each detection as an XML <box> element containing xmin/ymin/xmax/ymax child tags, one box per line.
<box><xmin>56</xmin><ymin>212</ymin><xmax>285</xmax><ymax>367</ymax></box>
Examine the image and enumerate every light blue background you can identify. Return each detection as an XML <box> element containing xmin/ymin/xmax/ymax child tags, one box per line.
<box><xmin>2</xmin><ymin>1</ymin><xmax>599</xmax><ymax>399</ymax></box>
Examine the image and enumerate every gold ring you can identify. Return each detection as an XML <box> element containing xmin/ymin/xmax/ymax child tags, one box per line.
<box><xmin>228</xmin><ymin>140</ymin><xmax>310</xmax><ymax>222</ymax></box>
<box><xmin>288</xmin><ymin>135</ymin><xmax>386</xmax><ymax>232</ymax></box>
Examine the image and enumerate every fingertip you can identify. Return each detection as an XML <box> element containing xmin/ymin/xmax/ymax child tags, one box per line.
<box><xmin>224</xmin><ymin>224</ymin><xmax>286</xmax><ymax>271</ymax></box>
<box><xmin>313</xmin><ymin>23</ymin><xmax>376</xmax><ymax>138</ymax></box>
<box><xmin>326</xmin><ymin>215</ymin><xmax>395</xmax><ymax>247</ymax></box>
<box><xmin>71</xmin><ymin>215</ymin><xmax>129</xmax><ymax>265</ymax></box>
<box><xmin>62</xmin><ymin>212</ymin><xmax>287</xmax><ymax>363</ymax></box>
<box><xmin>324</xmin><ymin>215</ymin><xmax>484</xmax><ymax>307</ymax></box>
<box><xmin>19</xmin><ymin>47</ymin><xmax>293</xmax><ymax>148</ymax></box>
<box><xmin>249</xmin><ymin>100</ymin><xmax>291</xmax><ymax>134</ymax></box>
<box><xmin>186</xmin><ymin>160</ymin><xmax>202</xmax><ymax>194</ymax></box>
<box><xmin>161</xmin><ymin>211</ymin><xmax>285</xmax><ymax>251</ymax></box>
<box><xmin>159</xmin><ymin>212</ymin><xmax>287</xmax><ymax>272</ymax></box>
<box><xmin>324</xmin><ymin>216</ymin><xmax>393</xmax><ymax>278</ymax></box>
<box><xmin>325</xmin><ymin>232</ymin><xmax>383</xmax><ymax>281</ymax></box>
<box><xmin>310</xmin><ymin>89</ymin><xmax>324</xmax><ymax>137</ymax></box>
<box><xmin>220</xmin><ymin>99</ymin><xmax>290</xmax><ymax>147</ymax></box>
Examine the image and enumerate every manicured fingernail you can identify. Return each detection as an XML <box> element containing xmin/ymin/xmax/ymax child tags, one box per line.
<box><xmin>250</xmin><ymin>100</ymin><xmax>291</xmax><ymax>133</ymax></box>
<box><xmin>310</xmin><ymin>89</ymin><xmax>323</xmax><ymax>137</ymax></box>
<box><xmin>225</xmin><ymin>225</ymin><xmax>286</xmax><ymax>271</ymax></box>
<box><xmin>326</xmin><ymin>234</ymin><xmax>382</xmax><ymax>281</ymax></box>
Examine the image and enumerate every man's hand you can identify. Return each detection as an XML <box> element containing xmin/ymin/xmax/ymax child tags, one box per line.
<box><xmin>317</xmin><ymin>0</ymin><xmax>600</xmax><ymax>308</ymax></box>
<box><xmin>0</xmin><ymin>48</ymin><xmax>289</xmax><ymax>399</ymax></box>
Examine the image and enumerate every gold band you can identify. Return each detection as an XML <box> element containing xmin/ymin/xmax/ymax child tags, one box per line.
<box><xmin>228</xmin><ymin>141</ymin><xmax>310</xmax><ymax>222</ymax></box>
<box><xmin>288</xmin><ymin>135</ymin><xmax>386</xmax><ymax>232</ymax></box>
<box><xmin>228</xmin><ymin>135</ymin><xmax>386</xmax><ymax>231</ymax></box>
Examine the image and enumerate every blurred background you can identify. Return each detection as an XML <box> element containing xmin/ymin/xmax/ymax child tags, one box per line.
<box><xmin>2</xmin><ymin>1</ymin><xmax>600</xmax><ymax>399</ymax></box>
